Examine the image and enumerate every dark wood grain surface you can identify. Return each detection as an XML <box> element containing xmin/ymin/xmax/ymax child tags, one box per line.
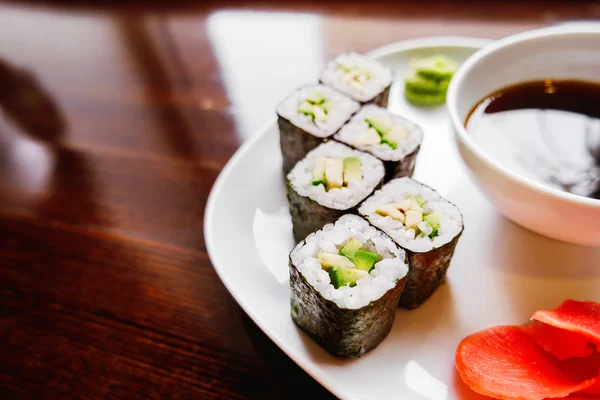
<box><xmin>1</xmin><ymin>1</ymin><xmax>598</xmax><ymax>399</ymax></box>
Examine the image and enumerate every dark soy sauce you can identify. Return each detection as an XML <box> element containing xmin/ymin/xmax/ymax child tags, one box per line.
<box><xmin>466</xmin><ymin>80</ymin><xmax>600</xmax><ymax>199</ymax></box>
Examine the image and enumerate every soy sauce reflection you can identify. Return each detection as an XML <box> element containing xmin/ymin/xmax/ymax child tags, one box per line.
<box><xmin>466</xmin><ymin>80</ymin><xmax>600</xmax><ymax>200</ymax></box>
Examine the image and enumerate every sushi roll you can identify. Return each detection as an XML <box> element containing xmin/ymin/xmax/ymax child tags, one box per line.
<box><xmin>278</xmin><ymin>84</ymin><xmax>360</xmax><ymax>174</ymax></box>
<box><xmin>358</xmin><ymin>178</ymin><xmax>463</xmax><ymax>309</ymax></box>
<box><xmin>287</xmin><ymin>141</ymin><xmax>385</xmax><ymax>242</ymax></box>
<box><xmin>289</xmin><ymin>214</ymin><xmax>409</xmax><ymax>358</ymax></box>
<box><xmin>320</xmin><ymin>53</ymin><xmax>393</xmax><ymax>107</ymax></box>
<box><xmin>334</xmin><ymin>105</ymin><xmax>423</xmax><ymax>181</ymax></box>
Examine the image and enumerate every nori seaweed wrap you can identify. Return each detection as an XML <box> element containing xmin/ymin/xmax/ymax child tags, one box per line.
<box><xmin>320</xmin><ymin>53</ymin><xmax>393</xmax><ymax>107</ymax></box>
<box><xmin>359</xmin><ymin>178</ymin><xmax>463</xmax><ymax>309</ymax></box>
<box><xmin>287</xmin><ymin>141</ymin><xmax>385</xmax><ymax>242</ymax></box>
<box><xmin>277</xmin><ymin>84</ymin><xmax>359</xmax><ymax>174</ymax></box>
<box><xmin>289</xmin><ymin>214</ymin><xmax>409</xmax><ymax>357</ymax></box>
<box><xmin>334</xmin><ymin>105</ymin><xmax>423</xmax><ymax>181</ymax></box>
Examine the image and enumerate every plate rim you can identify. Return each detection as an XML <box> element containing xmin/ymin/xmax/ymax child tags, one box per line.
<box><xmin>205</xmin><ymin>36</ymin><xmax>492</xmax><ymax>400</ymax></box>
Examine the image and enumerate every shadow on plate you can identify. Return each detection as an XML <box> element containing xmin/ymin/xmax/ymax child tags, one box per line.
<box><xmin>388</xmin><ymin>282</ymin><xmax>458</xmax><ymax>344</ymax></box>
<box><xmin>295</xmin><ymin>279</ymin><xmax>457</xmax><ymax>370</ymax></box>
<box><xmin>447</xmin><ymin>180</ymin><xmax>600</xmax><ymax>280</ymax></box>
<box><xmin>488</xmin><ymin>216</ymin><xmax>600</xmax><ymax>280</ymax></box>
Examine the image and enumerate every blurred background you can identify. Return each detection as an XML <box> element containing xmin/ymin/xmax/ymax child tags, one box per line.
<box><xmin>0</xmin><ymin>1</ymin><xmax>598</xmax><ymax>399</ymax></box>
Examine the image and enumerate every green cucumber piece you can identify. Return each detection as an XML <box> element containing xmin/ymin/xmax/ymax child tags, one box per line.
<box><xmin>412</xmin><ymin>196</ymin><xmax>427</xmax><ymax>207</ymax></box>
<box><xmin>298</xmin><ymin>100</ymin><xmax>314</xmax><ymax>115</ymax></box>
<box><xmin>380</xmin><ymin>138</ymin><xmax>397</xmax><ymax>149</ymax></box>
<box><xmin>306</xmin><ymin>92</ymin><xmax>326</xmax><ymax>105</ymax></box>
<box><xmin>424</xmin><ymin>211</ymin><xmax>441</xmax><ymax>238</ymax></box>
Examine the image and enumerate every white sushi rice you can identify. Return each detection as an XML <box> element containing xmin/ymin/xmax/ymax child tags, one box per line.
<box><xmin>277</xmin><ymin>84</ymin><xmax>360</xmax><ymax>138</ymax></box>
<box><xmin>359</xmin><ymin>178</ymin><xmax>463</xmax><ymax>252</ymax></box>
<box><xmin>290</xmin><ymin>215</ymin><xmax>409</xmax><ymax>309</ymax></box>
<box><xmin>288</xmin><ymin>141</ymin><xmax>385</xmax><ymax>210</ymax></box>
<box><xmin>320</xmin><ymin>53</ymin><xmax>393</xmax><ymax>103</ymax></box>
<box><xmin>334</xmin><ymin>105</ymin><xmax>423</xmax><ymax>161</ymax></box>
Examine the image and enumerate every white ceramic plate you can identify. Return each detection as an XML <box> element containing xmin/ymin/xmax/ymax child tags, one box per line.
<box><xmin>205</xmin><ymin>37</ymin><xmax>600</xmax><ymax>400</ymax></box>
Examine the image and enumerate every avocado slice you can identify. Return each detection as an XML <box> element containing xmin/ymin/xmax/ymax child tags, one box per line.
<box><xmin>346</xmin><ymin>68</ymin><xmax>371</xmax><ymax>88</ymax></box>
<box><xmin>328</xmin><ymin>266</ymin><xmax>368</xmax><ymax>289</ymax></box>
<box><xmin>298</xmin><ymin>100</ymin><xmax>314</xmax><ymax>116</ymax></box>
<box><xmin>392</xmin><ymin>198</ymin><xmax>413</xmax><ymax>212</ymax></box>
<box><xmin>404</xmin><ymin>209</ymin><xmax>423</xmax><ymax>229</ymax></box>
<box><xmin>347</xmin><ymin>77</ymin><xmax>364</xmax><ymax>91</ymax></box>
<box><xmin>355</xmin><ymin>67</ymin><xmax>372</xmax><ymax>80</ymax></box>
<box><xmin>355</xmin><ymin>128</ymin><xmax>381</xmax><ymax>146</ymax></box>
<box><xmin>343</xmin><ymin>157</ymin><xmax>362</xmax><ymax>184</ymax></box>
<box><xmin>313</xmin><ymin>105</ymin><xmax>327</xmax><ymax>123</ymax></box>
<box><xmin>306</xmin><ymin>92</ymin><xmax>325</xmax><ymax>105</ymax></box>
<box><xmin>365</xmin><ymin>116</ymin><xmax>394</xmax><ymax>134</ymax></box>
<box><xmin>324</xmin><ymin>158</ymin><xmax>344</xmax><ymax>190</ymax></box>
<box><xmin>340</xmin><ymin>237</ymin><xmax>362</xmax><ymax>259</ymax></box>
<box><xmin>352</xmin><ymin>250</ymin><xmax>378</xmax><ymax>272</ymax></box>
<box><xmin>318</xmin><ymin>252</ymin><xmax>355</xmax><ymax>269</ymax></box>
<box><xmin>375</xmin><ymin>204</ymin><xmax>405</xmax><ymax>222</ymax></box>
<box><xmin>339</xmin><ymin>238</ymin><xmax>377</xmax><ymax>272</ymax></box>
<box><xmin>312</xmin><ymin>157</ymin><xmax>327</xmax><ymax>186</ymax></box>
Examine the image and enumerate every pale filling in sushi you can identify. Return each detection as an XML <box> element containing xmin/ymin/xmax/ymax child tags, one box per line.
<box><xmin>277</xmin><ymin>84</ymin><xmax>360</xmax><ymax>138</ymax></box>
<box><xmin>311</xmin><ymin>156</ymin><xmax>362</xmax><ymax>191</ymax></box>
<box><xmin>297</xmin><ymin>92</ymin><xmax>332</xmax><ymax>126</ymax></box>
<box><xmin>359</xmin><ymin>178</ymin><xmax>463</xmax><ymax>252</ymax></box>
<box><xmin>334</xmin><ymin>105</ymin><xmax>423</xmax><ymax>161</ymax></box>
<box><xmin>374</xmin><ymin>196</ymin><xmax>441</xmax><ymax>239</ymax></box>
<box><xmin>288</xmin><ymin>141</ymin><xmax>385</xmax><ymax>210</ymax></box>
<box><xmin>291</xmin><ymin>215</ymin><xmax>408</xmax><ymax>309</ymax></box>
<box><xmin>321</xmin><ymin>53</ymin><xmax>393</xmax><ymax>103</ymax></box>
<box><xmin>337</xmin><ymin>64</ymin><xmax>373</xmax><ymax>92</ymax></box>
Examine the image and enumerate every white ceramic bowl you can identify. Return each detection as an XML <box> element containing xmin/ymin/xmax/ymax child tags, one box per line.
<box><xmin>447</xmin><ymin>25</ymin><xmax>600</xmax><ymax>247</ymax></box>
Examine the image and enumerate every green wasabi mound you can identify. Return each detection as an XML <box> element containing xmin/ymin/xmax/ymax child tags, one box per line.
<box><xmin>405</xmin><ymin>89</ymin><xmax>447</xmax><ymax>107</ymax></box>
<box><xmin>409</xmin><ymin>55</ymin><xmax>458</xmax><ymax>81</ymax></box>
<box><xmin>405</xmin><ymin>72</ymin><xmax>450</xmax><ymax>94</ymax></box>
<box><xmin>404</xmin><ymin>54</ymin><xmax>457</xmax><ymax>107</ymax></box>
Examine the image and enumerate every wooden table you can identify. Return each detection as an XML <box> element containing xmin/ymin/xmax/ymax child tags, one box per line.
<box><xmin>1</xmin><ymin>1</ymin><xmax>597</xmax><ymax>398</ymax></box>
